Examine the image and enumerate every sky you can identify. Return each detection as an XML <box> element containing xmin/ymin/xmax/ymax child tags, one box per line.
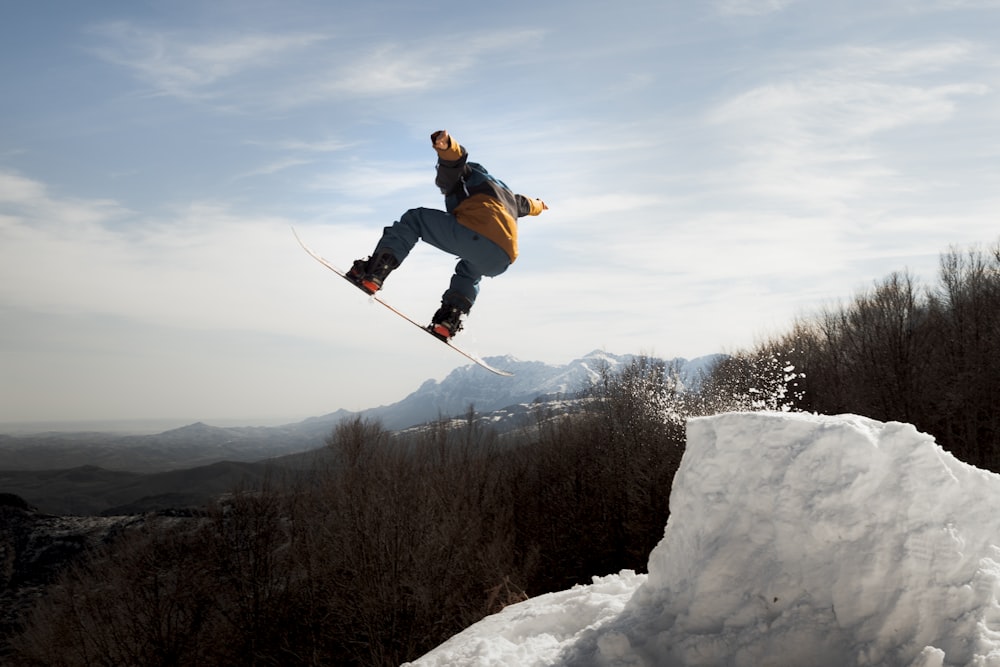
<box><xmin>2</xmin><ymin>0</ymin><xmax>999</xmax><ymax>426</ymax></box>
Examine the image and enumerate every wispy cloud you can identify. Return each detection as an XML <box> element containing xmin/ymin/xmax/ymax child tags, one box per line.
<box><xmin>288</xmin><ymin>27</ymin><xmax>545</xmax><ymax>105</ymax></box>
<box><xmin>88</xmin><ymin>21</ymin><xmax>328</xmax><ymax>102</ymax></box>
<box><xmin>710</xmin><ymin>43</ymin><xmax>985</xmax><ymax>135</ymax></box>
<box><xmin>715</xmin><ymin>0</ymin><xmax>799</xmax><ymax>16</ymax></box>
<box><xmin>244</xmin><ymin>138</ymin><xmax>355</xmax><ymax>153</ymax></box>
<box><xmin>908</xmin><ymin>0</ymin><xmax>1000</xmax><ymax>10</ymax></box>
<box><xmin>0</xmin><ymin>170</ymin><xmax>130</xmax><ymax>230</ymax></box>
<box><xmin>0</xmin><ymin>171</ymin><xmax>322</xmax><ymax>335</ymax></box>
<box><xmin>88</xmin><ymin>21</ymin><xmax>545</xmax><ymax>110</ymax></box>
<box><xmin>234</xmin><ymin>137</ymin><xmax>357</xmax><ymax>180</ymax></box>
<box><xmin>232</xmin><ymin>157</ymin><xmax>316</xmax><ymax>180</ymax></box>
<box><xmin>307</xmin><ymin>162</ymin><xmax>431</xmax><ymax>199</ymax></box>
<box><xmin>704</xmin><ymin>42</ymin><xmax>990</xmax><ymax>213</ymax></box>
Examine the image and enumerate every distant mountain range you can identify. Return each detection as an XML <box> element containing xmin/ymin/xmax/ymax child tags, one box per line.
<box><xmin>309</xmin><ymin>350</ymin><xmax>722</xmax><ymax>432</ymax></box>
<box><xmin>0</xmin><ymin>351</ymin><xmax>723</xmax><ymax>514</ymax></box>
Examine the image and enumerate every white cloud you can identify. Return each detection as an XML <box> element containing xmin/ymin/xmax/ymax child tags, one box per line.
<box><xmin>905</xmin><ymin>0</ymin><xmax>1000</xmax><ymax>10</ymax></box>
<box><xmin>554</xmin><ymin>193</ymin><xmax>668</xmax><ymax>220</ymax></box>
<box><xmin>0</xmin><ymin>172</ymin><xmax>305</xmax><ymax>333</ymax></box>
<box><xmin>307</xmin><ymin>162</ymin><xmax>431</xmax><ymax>199</ymax></box>
<box><xmin>244</xmin><ymin>138</ymin><xmax>355</xmax><ymax>153</ymax></box>
<box><xmin>0</xmin><ymin>168</ymin><xmax>468</xmax><ymax>420</ymax></box>
<box><xmin>233</xmin><ymin>137</ymin><xmax>359</xmax><ymax>180</ymax></box>
<box><xmin>233</xmin><ymin>157</ymin><xmax>315</xmax><ymax>180</ymax></box>
<box><xmin>842</xmin><ymin>42</ymin><xmax>977</xmax><ymax>74</ymax></box>
<box><xmin>702</xmin><ymin>42</ymin><xmax>992</xmax><ymax>215</ymax></box>
<box><xmin>0</xmin><ymin>170</ymin><xmax>130</xmax><ymax>230</ymax></box>
<box><xmin>89</xmin><ymin>21</ymin><xmax>329</xmax><ymax>101</ymax></box>
<box><xmin>711</xmin><ymin>73</ymin><xmax>983</xmax><ymax>140</ymax></box>
<box><xmin>715</xmin><ymin>0</ymin><xmax>798</xmax><ymax>16</ymax></box>
<box><xmin>89</xmin><ymin>21</ymin><xmax>545</xmax><ymax>109</ymax></box>
<box><xmin>292</xmin><ymin>27</ymin><xmax>545</xmax><ymax>104</ymax></box>
<box><xmin>0</xmin><ymin>170</ymin><xmax>46</xmax><ymax>204</ymax></box>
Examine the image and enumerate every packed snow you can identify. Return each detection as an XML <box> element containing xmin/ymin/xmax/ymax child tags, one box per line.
<box><xmin>405</xmin><ymin>412</ymin><xmax>1000</xmax><ymax>667</ymax></box>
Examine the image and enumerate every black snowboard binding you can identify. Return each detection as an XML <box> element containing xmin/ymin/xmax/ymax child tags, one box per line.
<box><xmin>429</xmin><ymin>294</ymin><xmax>472</xmax><ymax>341</ymax></box>
<box><xmin>346</xmin><ymin>250</ymin><xmax>399</xmax><ymax>295</ymax></box>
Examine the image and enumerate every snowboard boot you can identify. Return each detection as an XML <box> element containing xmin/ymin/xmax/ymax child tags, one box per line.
<box><xmin>429</xmin><ymin>295</ymin><xmax>472</xmax><ymax>341</ymax></box>
<box><xmin>346</xmin><ymin>250</ymin><xmax>399</xmax><ymax>294</ymax></box>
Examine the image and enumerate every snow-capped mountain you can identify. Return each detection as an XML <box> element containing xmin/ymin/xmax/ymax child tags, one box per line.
<box><xmin>308</xmin><ymin>350</ymin><xmax>725</xmax><ymax>431</ymax></box>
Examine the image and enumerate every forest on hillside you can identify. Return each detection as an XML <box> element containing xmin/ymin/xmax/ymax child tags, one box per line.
<box><xmin>4</xmin><ymin>240</ymin><xmax>998</xmax><ymax>666</ymax></box>
<box><xmin>712</xmin><ymin>239</ymin><xmax>1000</xmax><ymax>472</ymax></box>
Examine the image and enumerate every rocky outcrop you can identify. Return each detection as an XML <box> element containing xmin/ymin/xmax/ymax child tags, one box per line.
<box><xmin>0</xmin><ymin>495</ymin><xmax>143</xmax><ymax>653</ymax></box>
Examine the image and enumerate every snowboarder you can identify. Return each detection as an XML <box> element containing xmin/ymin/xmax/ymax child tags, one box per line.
<box><xmin>347</xmin><ymin>130</ymin><xmax>548</xmax><ymax>340</ymax></box>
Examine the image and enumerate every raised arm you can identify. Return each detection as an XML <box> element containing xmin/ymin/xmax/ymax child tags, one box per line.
<box><xmin>431</xmin><ymin>130</ymin><xmax>468</xmax><ymax>195</ymax></box>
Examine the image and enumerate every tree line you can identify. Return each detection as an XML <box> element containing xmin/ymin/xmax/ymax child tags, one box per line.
<box><xmin>716</xmin><ymin>239</ymin><xmax>1000</xmax><ymax>471</ymax></box>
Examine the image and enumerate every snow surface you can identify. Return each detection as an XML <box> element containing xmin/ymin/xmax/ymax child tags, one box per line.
<box><xmin>405</xmin><ymin>412</ymin><xmax>1000</xmax><ymax>667</ymax></box>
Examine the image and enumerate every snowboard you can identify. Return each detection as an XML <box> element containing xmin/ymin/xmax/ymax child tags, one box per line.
<box><xmin>292</xmin><ymin>228</ymin><xmax>514</xmax><ymax>377</ymax></box>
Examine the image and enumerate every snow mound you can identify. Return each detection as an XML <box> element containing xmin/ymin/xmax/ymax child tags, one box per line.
<box><xmin>408</xmin><ymin>412</ymin><xmax>1000</xmax><ymax>667</ymax></box>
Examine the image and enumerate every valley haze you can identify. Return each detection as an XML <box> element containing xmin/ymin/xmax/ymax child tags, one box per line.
<box><xmin>0</xmin><ymin>351</ymin><xmax>720</xmax><ymax>470</ymax></box>
<box><xmin>0</xmin><ymin>351</ymin><xmax>717</xmax><ymax>515</ymax></box>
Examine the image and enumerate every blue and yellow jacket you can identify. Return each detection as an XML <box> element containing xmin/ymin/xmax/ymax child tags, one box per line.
<box><xmin>433</xmin><ymin>135</ymin><xmax>545</xmax><ymax>262</ymax></box>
